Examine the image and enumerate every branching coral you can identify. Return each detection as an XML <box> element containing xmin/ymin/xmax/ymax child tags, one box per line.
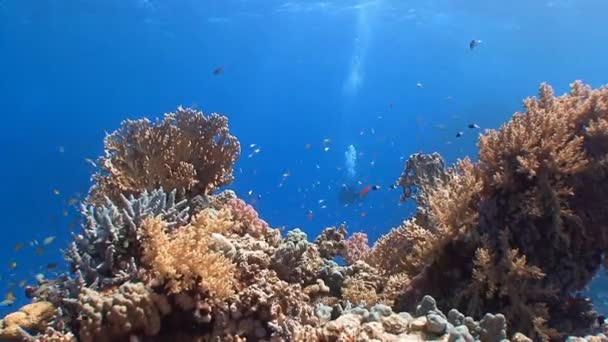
<box><xmin>88</xmin><ymin>106</ymin><xmax>241</xmax><ymax>204</ymax></box>
<box><xmin>140</xmin><ymin>214</ymin><xmax>236</xmax><ymax>299</ymax></box>
<box><xmin>67</xmin><ymin>188</ymin><xmax>190</xmax><ymax>289</ymax></box>
<box><xmin>375</xmin><ymin>81</ymin><xmax>608</xmax><ymax>339</ymax></box>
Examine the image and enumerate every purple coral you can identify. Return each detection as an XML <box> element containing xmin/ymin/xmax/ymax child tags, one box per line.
<box><xmin>226</xmin><ymin>198</ymin><xmax>269</xmax><ymax>238</ymax></box>
<box><xmin>344</xmin><ymin>232</ymin><xmax>370</xmax><ymax>265</ymax></box>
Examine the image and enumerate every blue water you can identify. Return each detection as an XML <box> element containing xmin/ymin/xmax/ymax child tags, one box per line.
<box><xmin>1</xmin><ymin>0</ymin><xmax>608</xmax><ymax>315</ymax></box>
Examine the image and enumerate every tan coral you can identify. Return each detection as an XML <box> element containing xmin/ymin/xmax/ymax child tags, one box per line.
<box><xmin>88</xmin><ymin>106</ymin><xmax>241</xmax><ymax>204</ymax></box>
<box><xmin>77</xmin><ymin>282</ymin><xmax>170</xmax><ymax>342</ymax></box>
<box><xmin>0</xmin><ymin>301</ymin><xmax>56</xmax><ymax>341</ymax></box>
<box><xmin>141</xmin><ymin>214</ymin><xmax>236</xmax><ymax>298</ymax></box>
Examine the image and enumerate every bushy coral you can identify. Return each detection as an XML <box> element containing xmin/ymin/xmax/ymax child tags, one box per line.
<box><xmin>88</xmin><ymin>106</ymin><xmax>241</xmax><ymax>204</ymax></box>
<box><xmin>140</xmin><ymin>214</ymin><xmax>236</xmax><ymax>298</ymax></box>
<box><xmin>372</xmin><ymin>81</ymin><xmax>608</xmax><ymax>339</ymax></box>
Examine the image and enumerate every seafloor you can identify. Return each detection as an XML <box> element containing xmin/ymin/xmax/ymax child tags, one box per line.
<box><xmin>2</xmin><ymin>81</ymin><xmax>608</xmax><ymax>342</ymax></box>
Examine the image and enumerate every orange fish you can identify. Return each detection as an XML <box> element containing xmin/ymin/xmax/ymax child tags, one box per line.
<box><xmin>359</xmin><ymin>185</ymin><xmax>371</xmax><ymax>197</ymax></box>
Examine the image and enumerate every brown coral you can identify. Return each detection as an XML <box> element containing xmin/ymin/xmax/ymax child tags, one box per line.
<box><xmin>76</xmin><ymin>282</ymin><xmax>170</xmax><ymax>342</ymax></box>
<box><xmin>378</xmin><ymin>81</ymin><xmax>608</xmax><ymax>339</ymax></box>
<box><xmin>140</xmin><ymin>213</ymin><xmax>237</xmax><ymax>299</ymax></box>
<box><xmin>88</xmin><ymin>106</ymin><xmax>241</xmax><ymax>204</ymax></box>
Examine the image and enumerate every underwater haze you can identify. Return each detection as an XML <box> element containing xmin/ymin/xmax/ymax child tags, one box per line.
<box><xmin>2</xmin><ymin>0</ymin><xmax>608</xmax><ymax>333</ymax></box>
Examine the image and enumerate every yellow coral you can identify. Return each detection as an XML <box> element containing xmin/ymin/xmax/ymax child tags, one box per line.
<box><xmin>141</xmin><ymin>213</ymin><xmax>236</xmax><ymax>299</ymax></box>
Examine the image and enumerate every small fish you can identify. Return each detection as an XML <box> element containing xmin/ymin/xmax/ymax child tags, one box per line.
<box><xmin>43</xmin><ymin>236</ymin><xmax>55</xmax><ymax>245</ymax></box>
<box><xmin>324</xmin><ymin>147</ymin><xmax>330</xmax><ymax>152</ymax></box>
<box><xmin>253</xmin><ymin>147</ymin><xmax>261</xmax><ymax>154</ymax></box>
<box><xmin>58</xmin><ymin>146</ymin><xmax>65</xmax><ymax>153</ymax></box>
<box><xmin>36</xmin><ymin>246</ymin><xmax>44</xmax><ymax>255</ymax></box>
<box><xmin>456</xmin><ymin>131</ymin><xmax>464</xmax><ymax>138</ymax></box>
<box><xmin>248</xmin><ymin>190</ymin><xmax>253</xmax><ymax>196</ymax></box>
<box><xmin>306</xmin><ymin>210</ymin><xmax>314</xmax><ymax>220</ymax></box>
<box><xmin>318</xmin><ymin>199</ymin><xmax>325</xmax><ymax>204</ymax></box>
<box><xmin>52</xmin><ymin>189</ymin><xmax>60</xmax><ymax>195</ymax></box>
<box><xmin>598</xmin><ymin>315</ymin><xmax>606</xmax><ymax>325</ymax></box>
<box><xmin>68</xmin><ymin>197</ymin><xmax>79</xmax><ymax>205</ymax></box>
<box><xmin>320</xmin><ymin>205</ymin><xmax>327</xmax><ymax>209</ymax></box>
<box><xmin>304</xmin><ymin>143</ymin><xmax>312</xmax><ymax>149</ymax></box>
<box><xmin>360</xmin><ymin>185</ymin><xmax>372</xmax><ymax>197</ymax></box>
<box><xmin>322</xmin><ymin>138</ymin><xmax>331</xmax><ymax>144</ymax></box>
<box><xmin>0</xmin><ymin>299</ymin><xmax>14</xmax><ymax>307</ymax></box>
<box><xmin>389</xmin><ymin>184</ymin><xmax>398</xmax><ymax>189</ymax></box>
<box><xmin>46</xmin><ymin>263</ymin><xmax>57</xmax><ymax>270</ymax></box>
<box><xmin>84</xmin><ymin>158</ymin><xmax>97</xmax><ymax>167</ymax></box>
<box><xmin>35</xmin><ymin>273</ymin><xmax>45</xmax><ymax>282</ymax></box>
<box><xmin>468</xmin><ymin>123</ymin><xmax>480</xmax><ymax>129</ymax></box>
<box><xmin>250</xmin><ymin>143</ymin><xmax>257</xmax><ymax>148</ymax></box>
<box><xmin>8</xmin><ymin>261</ymin><xmax>17</xmax><ymax>269</ymax></box>
<box><xmin>416</xmin><ymin>82</ymin><xmax>423</xmax><ymax>88</ymax></box>
<box><xmin>371</xmin><ymin>185</ymin><xmax>380</xmax><ymax>191</ymax></box>
<box><xmin>14</xmin><ymin>242</ymin><xmax>23</xmax><ymax>251</ymax></box>
<box><xmin>360</xmin><ymin>211</ymin><xmax>367</xmax><ymax>217</ymax></box>
<box><xmin>212</xmin><ymin>66</ymin><xmax>224</xmax><ymax>75</ymax></box>
<box><xmin>377</xmin><ymin>115</ymin><xmax>383</xmax><ymax>119</ymax></box>
<box><xmin>282</xmin><ymin>170</ymin><xmax>290</xmax><ymax>178</ymax></box>
<box><xmin>469</xmin><ymin>39</ymin><xmax>482</xmax><ymax>50</ymax></box>
<box><xmin>18</xmin><ymin>280</ymin><xmax>26</xmax><ymax>287</ymax></box>
<box><xmin>443</xmin><ymin>96</ymin><xmax>454</xmax><ymax>101</ymax></box>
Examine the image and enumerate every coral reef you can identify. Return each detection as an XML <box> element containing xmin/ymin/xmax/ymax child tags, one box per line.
<box><xmin>5</xmin><ymin>85</ymin><xmax>608</xmax><ymax>341</ymax></box>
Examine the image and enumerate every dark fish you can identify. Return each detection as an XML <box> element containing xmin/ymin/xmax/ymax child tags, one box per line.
<box><xmin>389</xmin><ymin>184</ymin><xmax>398</xmax><ymax>189</ymax></box>
<box><xmin>212</xmin><ymin>66</ymin><xmax>224</xmax><ymax>76</ymax></box>
<box><xmin>599</xmin><ymin>315</ymin><xmax>606</xmax><ymax>325</ymax></box>
<box><xmin>371</xmin><ymin>185</ymin><xmax>380</xmax><ymax>191</ymax></box>
<box><xmin>456</xmin><ymin>131</ymin><xmax>464</xmax><ymax>138</ymax></box>
<box><xmin>468</xmin><ymin>123</ymin><xmax>480</xmax><ymax>129</ymax></box>
<box><xmin>469</xmin><ymin>39</ymin><xmax>482</xmax><ymax>50</ymax></box>
<box><xmin>46</xmin><ymin>263</ymin><xmax>57</xmax><ymax>270</ymax></box>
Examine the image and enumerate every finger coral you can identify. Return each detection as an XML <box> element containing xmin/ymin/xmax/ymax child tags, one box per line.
<box><xmin>88</xmin><ymin>106</ymin><xmax>241</xmax><ymax>204</ymax></box>
<box><xmin>75</xmin><ymin>282</ymin><xmax>170</xmax><ymax>342</ymax></box>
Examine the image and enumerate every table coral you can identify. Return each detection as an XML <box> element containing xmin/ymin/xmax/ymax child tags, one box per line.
<box><xmin>87</xmin><ymin>106</ymin><xmax>240</xmax><ymax>204</ymax></box>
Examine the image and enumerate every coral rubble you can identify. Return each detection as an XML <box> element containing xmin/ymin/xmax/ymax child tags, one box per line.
<box><xmin>5</xmin><ymin>83</ymin><xmax>608</xmax><ymax>342</ymax></box>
